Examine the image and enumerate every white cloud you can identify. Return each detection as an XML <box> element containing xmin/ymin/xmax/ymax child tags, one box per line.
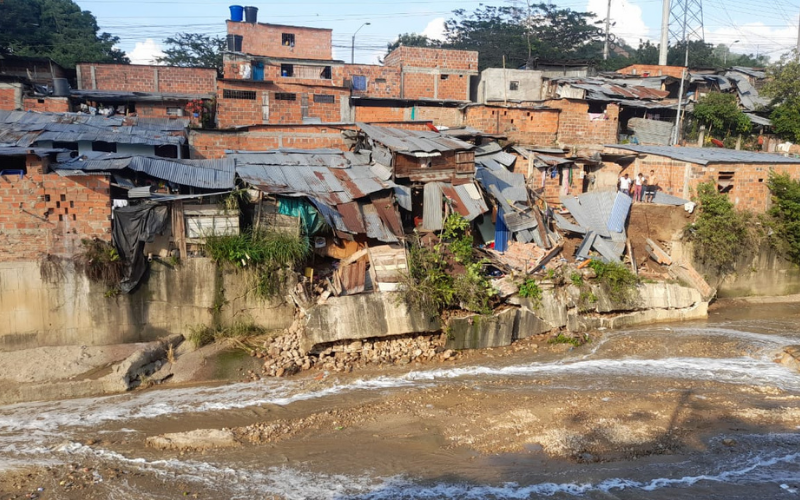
<box><xmin>705</xmin><ymin>21</ymin><xmax>798</xmax><ymax>61</ymax></box>
<box><xmin>421</xmin><ymin>17</ymin><xmax>447</xmax><ymax>42</ymax></box>
<box><xmin>128</xmin><ymin>39</ymin><xmax>165</xmax><ymax>65</ymax></box>
<box><xmin>586</xmin><ymin>0</ymin><xmax>651</xmax><ymax>46</ymax></box>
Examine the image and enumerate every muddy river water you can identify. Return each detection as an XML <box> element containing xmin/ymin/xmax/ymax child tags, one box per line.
<box><xmin>2</xmin><ymin>301</ymin><xmax>800</xmax><ymax>499</ymax></box>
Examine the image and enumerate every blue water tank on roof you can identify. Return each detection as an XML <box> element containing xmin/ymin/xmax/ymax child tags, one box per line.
<box><xmin>229</xmin><ymin>5</ymin><xmax>244</xmax><ymax>22</ymax></box>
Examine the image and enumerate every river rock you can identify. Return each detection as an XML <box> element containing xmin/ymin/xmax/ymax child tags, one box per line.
<box><xmin>145</xmin><ymin>428</ymin><xmax>238</xmax><ymax>451</ymax></box>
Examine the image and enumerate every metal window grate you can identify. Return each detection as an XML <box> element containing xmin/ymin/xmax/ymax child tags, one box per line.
<box><xmin>313</xmin><ymin>94</ymin><xmax>335</xmax><ymax>104</ymax></box>
<box><xmin>275</xmin><ymin>92</ymin><xmax>297</xmax><ymax>101</ymax></box>
<box><xmin>223</xmin><ymin>89</ymin><xmax>257</xmax><ymax>100</ymax></box>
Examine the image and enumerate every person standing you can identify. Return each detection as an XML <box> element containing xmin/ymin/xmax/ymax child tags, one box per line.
<box><xmin>618</xmin><ymin>173</ymin><xmax>632</xmax><ymax>196</ymax></box>
<box><xmin>634</xmin><ymin>173</ymin><xmax>644</xmax><ymax>202</ymax></box>
<box><xmin>645</xmin><ymin>170</ymin><xmax>658</xmax><ymax>203</ymax></box>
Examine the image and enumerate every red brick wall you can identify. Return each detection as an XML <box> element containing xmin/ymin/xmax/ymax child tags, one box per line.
<box><xmin>354</xmin><ymin>106</ymin><xmax>406</xmax><ymax>122</ymax></box>
<box><xmin>0</xmin><ymin>86</ymin><xmax>21</xmax><ymax>111</ymax></box>
<box><xmin>23</xmin><ymin>97</ymin><xmax>70</xmax><ymax>113</ymax></box>
<box><xmin>76</xmin><ymin>64</ymin><xmax>217</xmax><ymax>94</ymax></box>
<box><xmin>383</xmin><ymin>47</ymin><xmax>478</xmax><ymax>71</ymax></box>
<box><xmin>216</xmin><ymin>80</ymin><xmax>347</xmax><ymax>128</ymax></box>
<box><xmin>190</xmin><ymin>125</ymin><xmax>353</xmax><ymax>158</ymax></box>
<box><xmin>604</xmin><ymin>147</ymin><xmax>800</xmax><ymax>212</ymax></box>
<box><xmin>465</xmin><ymin>105</ymin><xmax>559</xmax><ymax>145</ymax></box>
<box><xmin>137</xmin><ymin>102</ymin><xmax>188</xmax><ymax>118</ymax></box>
<box><xmin>413</xmin><ymin>106</ymin><xmax>463</xmax><ymax>128</ymax></box>
<box><xmin>437</xmin><ymin>72</ymin><xmax>470</xmax><ymax>100</ymax></box>
<box><xmin>345</xmin><ymin>64</ymin><xmax>401</xmax><ymax>98</ymax></box>
<box><xmin>546</xmin><ymin>99</ymin><xmax>619</xmax><ymax>152</ymax></box>
<box><xmin>227</xmin><ymin>21</ymin><xmax>332</xmax><ymax>60</ymax></box>
<box><xmin>401</xmin><ymin>73</ymin><xmax>436</xmax><ymax>99</ymax></box>
<box><xmin>0</xmin><ymin>155</ymin><xmax>111</xmax><ymax>262</ymax></box>
<box><xmin>190</xmin><ymin>122</ymin><xmax>432</xmax><ymax>159</ymax></box>
<box><xmin>617</xmin><ymin>64</ymin><xmax>685</xmax><ymax>79</ymax></box>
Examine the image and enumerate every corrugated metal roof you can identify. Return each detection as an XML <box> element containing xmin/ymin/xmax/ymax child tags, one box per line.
<box><xmin>607</xmin><ymin>192</ymin><xmax>632</xmax><ymax>233</ymax></box>
<box><xmin>0</xmin><ymin>110</ymin><xmax>187</xmax><ymax>147</ymax></box>
<box><xmin>562</xmin><ymin>79</ymin><xmax>670</xmax><ymax>100</ymax></box>
<box><xmin>440</xmin><ymin>182</ymin><xmax>487</xmax><ymax>221</ymax></box>
<box><xmin>652</xmin><ymin>191</ymin><xmax>690</xmax><ymax>205</ymax></box>
<box><xmin>55</xmin><ymin>155</ymin><xmax>235</xmax><ymax>189</ymax></box>
<box><xmin>475</xmin><ymin>166</ymin><xmax>528</xmax><ymax>203</ymax></box>
<box><xmin>71</xmin><ymin>90</ymin><xmax>214</xmax><ymax>102</ymax></box>
<box><xmin>230</xmin><ymin>150</ymin><xmax>371</xmax><ymax>168</ymax></box>
<box><xmin>0</xmin><ymin>146</ymin><xmax>67</xmax><ymax>157</ymax></box>
<box><xmin>357</xmin><ymin>122</ymin><xmax>474</xmax><ymax>154</ymax></box>
<box><xmin>553</xmin><ymin>212</ymin><xmax>586</xmax><ymax>234</ymax></box>
<box><xmin>361</xmin><ymin>202</ymin><xmax>398</xmax><ymax>243</ymax></box>
<box><xmin>725</xmin><ymin>71</ymin><xmax>770</xmax><ymax>111</ymax></box>
<box><xmin>607</xmin><ymin>144</ymin><xmax>800</xmax><ymax>165</ymax></box>
<box><xmin>394</xmin><ymin>185</ymin><xmax>412</xmax><ymax>211</ymax></box>
<box><xmin>422</xmin><ymin>182</ymin><xmax>444</xmax><ymax>231</ymax></box>
<box><xmin>560</xmin><ymin>192</ymin><xmax>614</xmax><ymax>238</ymax></box>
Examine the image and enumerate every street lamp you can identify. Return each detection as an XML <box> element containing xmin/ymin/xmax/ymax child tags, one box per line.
<box><xmin>724</xmin><ymin>40</ymin><xmax>740</xmax><ymax>66</ymax></box>
<box><xmin>351</xmin><ymin>22</ymin><xmax>371</xmax><ymax>64</ymax></box>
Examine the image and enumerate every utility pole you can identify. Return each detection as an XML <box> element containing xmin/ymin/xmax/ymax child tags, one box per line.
<box><xmin>603</xmin><ymin>0</ymin><xmax>612</xmax><ymax>60</ymax></box>
<box><xmin>659</xmin><ymin>0</ymin><xmax>670</xmax><ymax>65</ymax></box>
<box><xmin>796</xmin><ymin>9</ymin><xmax>800</xmax><ymax>60</ymax></box>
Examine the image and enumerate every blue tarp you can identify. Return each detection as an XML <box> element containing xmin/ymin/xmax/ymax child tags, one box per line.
<box><xmin>495</xmin><ymin>207</ymin><xmax>510</xmax><ymax>253</ymax></box>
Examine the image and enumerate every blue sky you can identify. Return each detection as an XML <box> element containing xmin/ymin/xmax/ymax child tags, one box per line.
<box><xmin>73</xmin><ymin>0</ymin><xmax>800</xmax><ymax>65</ymax></box>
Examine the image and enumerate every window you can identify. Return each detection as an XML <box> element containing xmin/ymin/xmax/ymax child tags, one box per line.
<box><xmin>282</xmin><ymin>33</ymin><xmax>295</xmax><ymax>47</ymax></box>
<box><xmin>223</xmin><ymin>89</ymin><xmax>257</xmax><ymax>100</ymax></box>
<box><xmin>375</xmin><ymin>78</ymin><xmax>387</xmax><ymax>84</ymax></box>
<box><xmin>281</xmin><ymin>64</ymin><xmax>294</xmax><ymax>77</ymax></box>
<box><xmin>321</xmin><ymin>66</ymin><xmax>332</xmax><ymax>79</ymax></box>
<box><xmin>314</xmin><ymin>94</ymin><xmax>335</xmax><ymax>104</ymax></box>
<box><xmin>509</xmin><ymin>81</ymin><xmax>519</xmax><ymax>91</ymax></box>
<box><xmin>718</xmin><ymin>171</ymin><xmax>735</xmax><ymax>193</ymax></box>
<box><xmin>166</xmin><ymin>107</ymin><xmax>182</xmax><ymax>117</ymax></box>
<box><xmin>275</xmin><ymin>92</ymin><xmax>297</xmax><ymax>101</ymax></box>
<box><xmin>352</xmin><ymin>75</ymin><xmax>367</xmax><ymax>91</ymax></box>
<box><xmin>92</xmin><ymin>141</ymin><xmax>117</xmax><ymax>153</ymax></box>
<box><xmin>440</xmin><ymin>74</ymin><xmax>449</xmax><ymax>80</ymax></box>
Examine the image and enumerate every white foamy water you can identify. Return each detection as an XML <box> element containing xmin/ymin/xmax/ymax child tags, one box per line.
<box><xmin>49</xmin><ymin>434</ymin><xmax>800</xmax><ymax>499</ymax></box>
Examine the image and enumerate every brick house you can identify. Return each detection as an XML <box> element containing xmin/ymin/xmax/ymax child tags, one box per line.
<box><xmin>72</xmin><ymin>63</ymin><xmax>218</xmax><ymax>121</ymax></box>
<box><xmin>0</xmin><ymin>147</ymin><xmax>112</xmax><ymax>261</ymax></box>
<box><xmin>605</xmin><ymin>144</ymin><xmax>800</xmax><ymax>212</ymax></box>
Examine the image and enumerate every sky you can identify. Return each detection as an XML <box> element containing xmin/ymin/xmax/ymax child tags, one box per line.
<box><xmin>73</xmin><ymin>0</ymin><xmax>800</xmax><ymax>65</ymax></box>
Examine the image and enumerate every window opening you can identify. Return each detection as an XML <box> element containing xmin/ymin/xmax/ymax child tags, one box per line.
<box><xmin>282</xmin><ymin>33</ymin><xmax>295</xmax><ymax>47</ymax></box>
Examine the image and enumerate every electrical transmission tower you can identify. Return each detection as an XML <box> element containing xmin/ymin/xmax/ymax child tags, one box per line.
<box><xmin>668</xmin><ymin>0</ymin><xmax>705</xmax><ymax>65</ymax></box>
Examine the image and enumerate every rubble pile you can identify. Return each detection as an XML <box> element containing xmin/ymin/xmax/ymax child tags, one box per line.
<box><xmin>257</xmin><ymin>321</ymin><xmax>454</xmax><ymax>378</ymax></box>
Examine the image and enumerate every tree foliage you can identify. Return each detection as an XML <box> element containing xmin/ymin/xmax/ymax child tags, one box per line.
<box><xmin>157</xmin><ymin>33</ymin><xmax>226</xmax><ymax>75</ymax></box>
<box><xmin>762</xmin><ymin>53</ymin><xmax>800</xmax><ymax>142</ymax></box>
<box><xmin>442</xmin><ymin>3</ymin><xmax>602</xmax><ymax>70</ymax></box>
<box><xmin>686</xmin><ymin>181</ymin><xmax>752</xmax><ymax>273</ymax></box>
<box><xmin>693</xmin><ymin>92</ymin><xmax>751</xmax><ymax>137</ymax></box>
<box><xmin>766</xmin><ymin>172</ymin><xmax>800</xmax><ymax>265</ymax></box>
<box><xmin>0</xmin><ymin>0</ymin><xmax>128</xmax><ymax>68</ymax></box>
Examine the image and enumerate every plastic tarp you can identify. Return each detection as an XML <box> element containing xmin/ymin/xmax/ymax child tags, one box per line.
<box><xmin>112</xmin><ymin>203</ymin><xmax>169</xmax><ymax>293</ymax></box>
<box><xmin>495</xmin><ymin>207</ymin><xmax>510</xmax><ymax>252</ymax></box>
<box><xmin>278</xmin><ymin>197</ymin><xmax>326</xmax><ymax>235</ymax></box>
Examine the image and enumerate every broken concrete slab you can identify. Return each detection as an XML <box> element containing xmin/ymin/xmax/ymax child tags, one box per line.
<box><xmin>303</xmin><ymin>293</ymin><xmax>440</xmax><ymax>352</ymax></box>
<box><xmin>146</xmin><ymin>428</ymin><xmax>239</xmax><ymax>451</ymax></box>
<box><xmin>445</xmin><ymin>308</ymin><xmax>517</xmax><ymax>350</ymax></box>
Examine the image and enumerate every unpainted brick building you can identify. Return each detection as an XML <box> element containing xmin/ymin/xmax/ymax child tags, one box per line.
<box><xmin>605</xmin><ymin>145</ymin><xmax>800</xmax><ymax>212</ymax></box>
<box><xmin>0</xmin><ymin>151</ymin><xmax>111</xmax><ymax>262</ymax></box>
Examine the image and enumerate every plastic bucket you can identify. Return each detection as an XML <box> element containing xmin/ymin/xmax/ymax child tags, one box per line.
<box><xmin>229</xmin><ymin>5</ymin><xmax>244</xmax><ymax>22</ymax></box>
<box><xmin>244</xmin><ymin>6</ymin><xmax>258</xmax><ymax>23</ymax></box>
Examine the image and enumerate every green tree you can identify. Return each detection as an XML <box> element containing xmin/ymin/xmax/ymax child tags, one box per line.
<box><xmin>762</xmin><ymin>53</ymin><xmax>800</xmax><ymax>142</ymax></box>
<box><xmin>443</xmin><ymin>3</ymin><xmax>602</xmax><ymax>70</ymax></box>
<box><xmin>0</xmin><ymin>0</ymin><xmax>128</xmax><ymax>68</ymax></box>
<box><xmin>693</xmin><ymin>92</ymin><xmax>751</xmax><ymax>138</ymax></box>
<box><xmin>157</xmin><ymin>33</ymin><xmax>226</xmax><ymax>75</ymax></box>
<box><xmin>686</xmin><ymin>181</ymin><xmax>752</xmax><ymax>273</ymax></box>
<box><xmin>766</xmin><ymin>172</ymin><xmax>800</xmax><ymax>264</ymax></box>
<box><xmin>385</xmin><ymin>33</ymin><xmax>440</xmax><ymax>56</ymax></box>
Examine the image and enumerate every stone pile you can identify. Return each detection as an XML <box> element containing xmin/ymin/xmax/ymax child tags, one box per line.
<box><xmin>257</xmin><ymin>324</ymin><xmax>454</xmax><ymax>378</ymax></box>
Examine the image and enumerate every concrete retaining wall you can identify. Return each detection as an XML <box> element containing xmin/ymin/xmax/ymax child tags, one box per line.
<box><xmin>0</xmin><ymin>258</ymin><xmax>294</xmax><ymax>351</ymax></box>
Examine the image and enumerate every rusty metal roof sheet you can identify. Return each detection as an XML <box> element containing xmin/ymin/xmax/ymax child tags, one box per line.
<box><xmin>357</xmin><ymin>122</ymin><xmax>474</xmax><ymax>154</ymax></box>
<box><xmin>229</xmin><ymin>149</ymin><xmax>371</xmax><ymax>168</ymax></box>
<box><xmin>55</xmin><ymin>154</ymin><xmax>234</xmax><ymax>189</ymax></box>
<box><xmin>0</xmin><ymin>110</ymin><xmax>187</xmax><ymax>147</ymax></box>
<box><xmin>440</xmin><ymin>182</ymin><xmax>488</xmax><ymax>221</ymax></box>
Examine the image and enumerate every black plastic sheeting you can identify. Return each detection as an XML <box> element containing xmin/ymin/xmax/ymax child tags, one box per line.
<box><xmin>112</xmin><ymin>203</ymin><xmax>169</xmax><ymax>293</ymax></box>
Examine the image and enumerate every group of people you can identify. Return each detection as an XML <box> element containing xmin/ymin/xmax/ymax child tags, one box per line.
<box><xmin>618</xmin><ymin>170</ymin><xmax>658</xmax><ymax>203</ymax></box>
